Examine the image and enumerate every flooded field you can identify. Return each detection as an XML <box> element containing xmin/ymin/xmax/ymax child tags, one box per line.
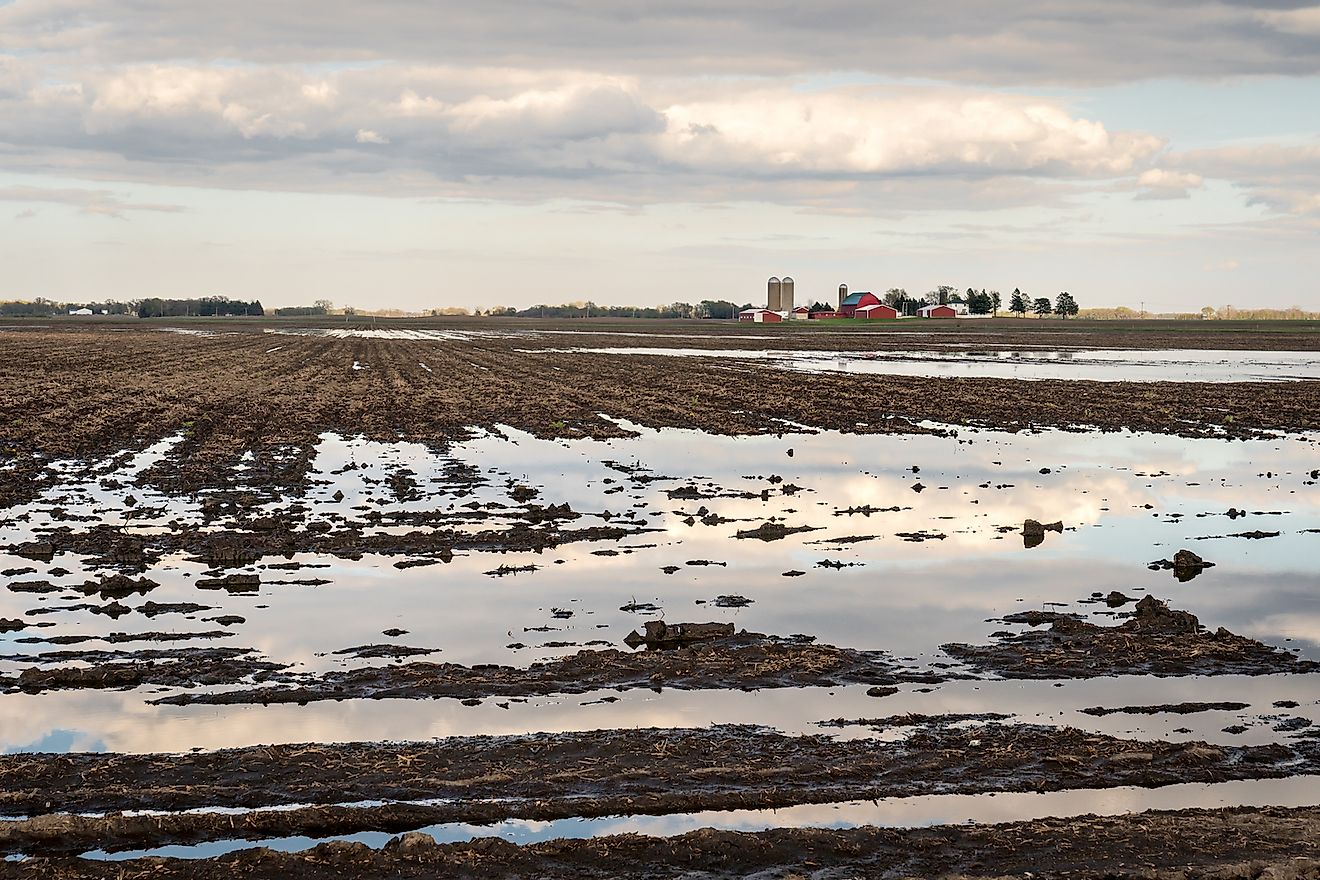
<box><xmin>3</xmin><ymin>318</ymin><xmax>1320</xmax><ymax>877</ymax></box>
<box><xmin>554</xmin><ymin>346</ymin><xmax>1320</xmax><ymax>382</ymax></box>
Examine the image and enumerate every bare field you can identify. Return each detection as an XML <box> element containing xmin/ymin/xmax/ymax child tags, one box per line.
<box><xmin>2</xmin><ymin>318</ymin><xmax>1320</xmax><ymax>877</ymax></box>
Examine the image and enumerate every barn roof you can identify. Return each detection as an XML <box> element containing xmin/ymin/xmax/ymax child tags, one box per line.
<box><xmin>841</xmin><ymin>292</ymin><xmax>874</xmax><ymax>306</ymax></box>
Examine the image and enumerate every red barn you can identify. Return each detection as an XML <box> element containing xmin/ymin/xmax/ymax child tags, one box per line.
<box><xmin>856</xmin><ymin>304</ymin><xmax>899</xmax><ymax>320</ymax></box>
<box><xmin>838</xmin><ymin>291</ymin><xmax>882</xmax><ymax>317</ymax></box>
<box><xmin>918</xmin><ymin>304</ymin><xmax>957</xmax><ymax>318</ymax></box>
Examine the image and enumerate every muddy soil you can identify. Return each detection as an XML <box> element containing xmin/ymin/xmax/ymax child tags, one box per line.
<box><xmin>148</xmin><ymin>631</ymin><xmax>937</xmax><ymax>706</ymax></box>
<box><xmin>0</xmin><ymin>722</ymin><xmax>1313</xmax><ymax>855</ymax></box>
<box><xmin>8</xmin><ymin>807</ymin><xmax>1320</xmax><ymax>878</ymax></box>
<box><xmin>944</xmin><ymin>596</ymin><xmax>1320</xmax><ymax>679</ymax></box>
<box><xmin>2</xmin><ymin>648</ymin><xmax>286</xmax><ymax>694</ymax></box>
<box><xmin>119</xmin><ymin>597</ymin><xmax>1313</xmax><ymax>703</ymax></box>
<box><xmin>3</xmin><ymin>323</ymin><xmax>1319</xmax><ymax>510</ymax></box>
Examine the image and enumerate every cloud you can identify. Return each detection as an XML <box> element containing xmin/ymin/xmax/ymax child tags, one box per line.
<box><xmin>660</xmin><ymin>88</ymin><xmax>1160</xmax><ymax>177</ymax></box>
<box><xmin>1258</xmin><ymin>5</ymin><xmax>1320</xmax><ymax>36</ymax></box>
<box><xmin>1173</xmin><ymin>141</ymin><xmax>1320</xmax><ymax>215</ymax></box>
<box><xmin>0</xmin><ymin>63</ymin><xmax>1162</xmax><ymax>210</ymax></box>
<box><xmin>0</xmin><ymin>185</ymin><xmax>186</xmax><ymax>219</ymax></box>
<box><xmin>3</xmin><ymin>1</ymin><xmax>1320</xmax><ymax>84</ymax></box>
<box><xmin>1134</xmin><ymin>168</ymin><xmax>1205</xmax><ymax>200</ymax></box>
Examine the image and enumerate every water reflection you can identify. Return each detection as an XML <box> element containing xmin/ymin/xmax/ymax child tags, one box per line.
<box><xmin>550</xmin><ymin>347</ymin><xmax>1320</xmax><ymax>382</ymax></box>
<box><xmin>3</xmin><ymin>423</ymin><xmax>1319</xmax><ymax>825</ymax></box>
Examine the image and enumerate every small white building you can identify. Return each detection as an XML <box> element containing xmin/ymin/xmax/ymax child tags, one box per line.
<box><xmin>738</xmin><ymin>308</ymin><xmax>785</xmax><ymax>324</ymax></box>
<box><xmin>68</xmin><ymin>308</ymin><xmax>94</xmax><ymax>316</ymax></box>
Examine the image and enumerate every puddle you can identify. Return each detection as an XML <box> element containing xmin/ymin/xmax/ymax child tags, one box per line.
<box><xmin>4</xmin><ymin>420</ymin><xmax>1320</xmax><ymax>824</ymax></box>
<box><xmin>77</xmin><ymin>774</ymin><xmax>1320</xmax><ymax>860</ymax></box>
<box><xmin>550</xmin><ymin>347</ymin><xmax>1320</xmax><ymax>383</ymax></box>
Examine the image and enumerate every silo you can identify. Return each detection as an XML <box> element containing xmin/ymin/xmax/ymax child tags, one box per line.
<box><xmin>838</xmin><ymin>284</ymin><xmax>848</xmax><ymax>310</ymax></box>
<box><xmin>767</xmin><ymin>277</ymin><xmax>782</xmax><ymax>311</ymax></box>
<box><xmin>780</xmin><ymin>277</ymin><xmax>795</xmax><ymax>313</ymax></box>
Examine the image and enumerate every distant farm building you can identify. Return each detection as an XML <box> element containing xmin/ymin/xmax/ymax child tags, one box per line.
<box><xmin>838</xmin><ymin>291</ymin><xmax>882</xmax><ymax>317</ymax></box>
<box><xmin>790</xmin><ymin>305</ymin><xmax>811</xmax><ymax>320</ymax></box>
<box><xmin>918</xmin><ymin>304</ymin><xmax>957</xmax><ymax>318</ymax></box>
<box><xmin>855</xmin><ymin>304</ymin><xmax>899</xmax><ymax>320</ymax></box>
<box><xmin>739</xmin><ymin>308</ymin><xmax>784</xmax><ymax>323</ymax></box>
<box><xmin>68</xmin><ymin>308</ymin><xmax>94</xmax><ymax>316</ymax></box>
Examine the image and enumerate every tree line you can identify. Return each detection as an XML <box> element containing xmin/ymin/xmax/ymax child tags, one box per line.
<box><xmin>871</xmin><ymin>286</ymin><xmax>1078</xmax><ymax>317</ymax></box>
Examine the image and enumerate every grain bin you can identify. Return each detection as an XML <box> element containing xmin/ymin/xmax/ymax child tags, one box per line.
<box><xmin>767</xmin><ymin>277</ymin><xmax>782</xmax><ymax>311</ymax></box>
<box><xmin>780</xmin><ymin>277</ymin><xmax>794</xmax><ymax>313</ymax></box>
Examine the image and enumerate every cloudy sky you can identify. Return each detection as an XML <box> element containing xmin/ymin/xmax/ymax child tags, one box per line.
<box><xmin>2</xmin><ymin>1</ymin><xmax>1319</xmax><ymax>312</ymax></box>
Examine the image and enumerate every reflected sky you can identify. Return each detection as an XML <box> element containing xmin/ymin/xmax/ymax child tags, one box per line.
<box><xmin>551</xmin><ymin>347</ymin><xmax>1320</xmax><ymax>382</ymax></box>
<box><xmin>3</xmin><ymin>421</ymin><xmax>1320</xmax><ymax>823</ymax></box>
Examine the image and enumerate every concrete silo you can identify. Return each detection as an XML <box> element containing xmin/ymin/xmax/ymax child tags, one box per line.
<box><xmin>767</xmin><ymin>277</ymin><xmax>782</xmax><ymax>311</ymax></box>
<box><xmin>780</xmin><ymin>277</ymin><xmax>794</xmax><ymax>313</ymax></box>
<box><xmin>838</xmin><ymin>284</ymin><xmax>848</xmax><ymax>311</ymax></box>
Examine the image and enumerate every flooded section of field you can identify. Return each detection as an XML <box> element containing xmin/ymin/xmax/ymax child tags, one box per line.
<box><xmin>555</xmin><ymin>347</ymin><xmax>1320</xmax><ymax>382</ymax></box>
<box><xmin>76</xmin><ymin>774</ymin><xmax>1320</xmax><ymax>861</ymax></box>
<box><xmin>3</xmin><ymin>418</ymin><xmax>1320</xmax><ymax>839</ymax></box>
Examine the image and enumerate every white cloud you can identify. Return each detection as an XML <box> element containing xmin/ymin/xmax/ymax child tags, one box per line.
<box><xmin>660</xmin><ymin>89</ymin><xmax>1160</xmax><ymax>177</ymax></box>
<box><xmin>1258</xmin><ymin>6</ymin><xmax>1320</xmax><ymax>37</ymax></box>
<box><xmin>0</xmin><ymin>64</ymin><xmax>1164</xmax><ymax>209</ymax></box>
<box><xmin>1134</xmin><ymin>168</ymin><xmax>1204</xmax><ymax>200</ymax></box>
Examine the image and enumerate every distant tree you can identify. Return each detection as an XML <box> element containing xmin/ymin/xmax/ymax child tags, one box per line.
<box><xmin>698</xmin><ymin>300</ymin><xmax>740</xmax><ymax>319</ymax></box>
<box><xmin>1033</xmin><ymin>297</ymin><xmax>1053</xmax><ymax>317</ymax></box>
<box><xmin>1055</xmin><ymin>292</ymin><xmax>1078</xmax><ymax>318</ymax></box>
<box><xmin>313</xmin><ymin>299</ymin><xmax>334</xmax><ymax>313</ymax></box>
<box><xmin>967</xmin><ymin>290</ymin><xmax>993</xmax><ymax>315</ymax></box>
<box><xmin>883</xmin><ymin>288</ymin><xmax>908</xmax><ymax>308</ymax></box>
<box><xmin>1009</xmin><ymin>289</ymin><xmax>1028</xmax><ymax>317</ymax></box>
<box><xmin>990</xmin><ymin>290</ymin><xmax>1002</xmax><ymax>316</ymax></box>
<box><xmin>808</xmin><ymin>301</ymin><xmax>832</xmax><ymax>313</ymax></box>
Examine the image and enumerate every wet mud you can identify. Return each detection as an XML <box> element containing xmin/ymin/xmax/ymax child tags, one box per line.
<box><xmin>1</xmin><ymin>722</ymin><xmax>1316</xmax><ymax>858</ymax></box>
<box><xmin>4</xmin><ymin>322</ymin><xmax>1320</xmax><ymax>511</ymax></box>
<box><xmin>147</xmin><ymin>630</ymin><xmax>935</xmax><ymax>706</ymax></box>
<box><xmin>944</xmin><ymin>596</ymin><xmax>1320</xmax><ymax>679</ymax></box>
<box><xmin>7</xmin><ymin>807</ymin><xmax>1320</xmax><ymax>878</ymax></box>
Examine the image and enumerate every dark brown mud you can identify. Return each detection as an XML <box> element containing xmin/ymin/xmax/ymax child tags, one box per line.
<box><xmin>2</xmin><ymin>648</ymin><xmax>286</xmax><ymax>694</ymax></box>
<box><xmin>148</xmin><ymin>631</ymin><xmax>936</xmax><ymax>706</ymax></box>
<box><xmin>0</xmin><ymin>722</ymin><xmax>1314</xmax><ymax>856</ymax></box>
<box><xmin>3</xmin><ymin>322</ymin><xmax>1319</xmax><ymax>510</ymax></box>
<box><xmin>8</xmin><ymin>807</ymin><xmax>1320</xmax><ymax>878</ymax></box>
<box><xmin>944</xmin><ymin>596</ymin><xmax>1320</xmax><ymax>679</ymax></box>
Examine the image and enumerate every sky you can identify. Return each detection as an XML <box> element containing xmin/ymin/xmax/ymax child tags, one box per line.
<box><xmin>1</xmin><ymin>1</ymin><xmax>1319</xmax><ymax>312</ymax></box>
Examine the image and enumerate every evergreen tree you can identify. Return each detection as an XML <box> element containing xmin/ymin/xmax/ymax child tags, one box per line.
<box><xmin>1009</xmin><ymin>289</ymin><xmax>1028</xmax><ymax>316</ymax></box>
<box><xmin>990</xmin><ymin>291</ymin><xmax>1002</xmax><ymax>316</ymax></box>
<box><xmin>1055</xmin><ymin>292</ymin><xmax>1078</xmax><ymax>318</ymax></box>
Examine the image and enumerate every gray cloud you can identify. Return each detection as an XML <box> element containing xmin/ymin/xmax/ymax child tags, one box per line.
<box><xmin>1174</xmin><ymin>141</ymin><xmax>1320</xmax><ymax>215</ymax></box>
<box><xmin>0</xmin><ymin>184</ymin><xmax>186</xmax><ymax>218</ymax></box>
<box><xmin>3</xmin><ymin>1</ymin><xmax>1320</xmax><ymax>84</ymax></box>
<box><xmin>0</xmin><ymin>1</ymin><xmax>1315</xmax><ymax>229</ymax></box>
<box><xmin>0</xmin><ymin>62</ymin><xmax>1166</xmax><ymax>211</ymax></box>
